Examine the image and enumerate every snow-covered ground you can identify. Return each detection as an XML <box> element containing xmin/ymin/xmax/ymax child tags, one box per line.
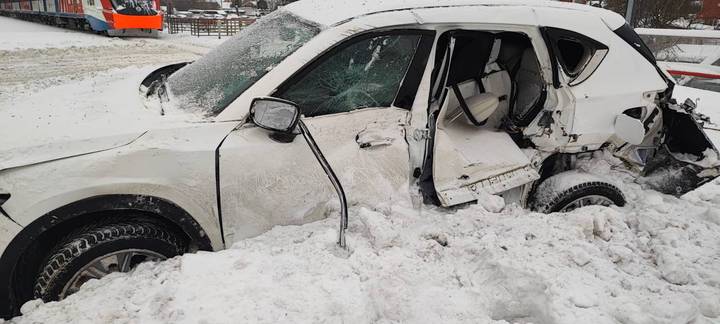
<box><xmin>1</xmin><ymin>15</ymin><xmax>720</xmax><ymax>324</ymax></box>
<box><xmin>0</xmin><ymin>16</ymin><xmax>122</xmax><ymax>51</ymax></box>
<box><xmin>9</xmin><ymin>157</ymin><xmax>720</xmax><ymax>324</ymax></box>
<box><xmin>0</xmin><ymin>16</ymin><xmax>225</xmax><ymax>52</ymax></box>
<box><xmin>0</xmin><ymin>16</ymin><xmax>223</xmax><ymax>87</ymax></box>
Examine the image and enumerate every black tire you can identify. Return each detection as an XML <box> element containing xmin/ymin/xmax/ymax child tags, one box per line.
<box><xmin>34</xmin><ymin>220</ymin><xmax>186</xmax><ymax>301</ymax></box>
<box><xmin>532</xmin><ymin>172</ymin><xmax>626</xmax><ymax>213</ymax></box>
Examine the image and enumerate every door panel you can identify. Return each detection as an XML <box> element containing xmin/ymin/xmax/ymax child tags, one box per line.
<box><xmin>218</xmin><ymin>30</ymin><xmax>433</xmax><ymax>243</ymax></box>
<box><xmin>432</xmin><ymin>86</ymin><xmax>538</xmax><ymax>207</ymax></box>
<box><xmin>218</xmin><ymin>108</ymin><xmax>410</xmax><ymax>244</ymax></box>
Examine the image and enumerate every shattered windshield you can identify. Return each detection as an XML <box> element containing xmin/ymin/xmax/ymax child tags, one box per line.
<box><xmin>167</xmin><ymin>10</ymin><xmax>321</xmax><ymax>116</ymax></box>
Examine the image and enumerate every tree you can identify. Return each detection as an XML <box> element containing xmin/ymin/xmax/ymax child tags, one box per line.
<box><xmin>605</xmin><ymin>0</ymin><xmax>701</xmax><ymax>28</ymax></box>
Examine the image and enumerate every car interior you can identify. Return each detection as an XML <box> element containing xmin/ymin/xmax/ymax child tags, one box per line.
<box><xmin>425</xmin><ymin>30</ymin><xmax>546</xmax><ymax>205</ymax></box>
<box><xmin>433</xmin><ymin>30</ymin><xmax>546</xmax><ymax>131</ymax></box>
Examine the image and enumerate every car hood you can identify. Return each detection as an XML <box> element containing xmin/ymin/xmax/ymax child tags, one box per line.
<box><xmin>0</xmin><ymin>129</ymin><xmax>148</xmax><ymax>172</ymax></box>
<box><xmin>0</xmin><ymin>64</ymin><xmax>208</xmax><ymax>172</ymax></box>
<box><xmin>0</xmin><ymin>106</ymin><xmax>190</xmax><ymax>172</ymax></box>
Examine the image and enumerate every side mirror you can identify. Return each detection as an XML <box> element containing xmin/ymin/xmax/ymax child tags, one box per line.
<box><xmin>250</xmin><ymin>97</ymin><xmax>300</xmax><ymax>133</ymax></box>
<box><xmin>615</xmin><ymin>114</ymin><xmax>645</xmax><ymax>145</ymax></box>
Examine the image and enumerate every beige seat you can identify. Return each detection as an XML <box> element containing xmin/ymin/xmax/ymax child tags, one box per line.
<box><xmin>445</xmin><ymin>91</ymin><xmax>500</xmax><ymax>127</ymax></box>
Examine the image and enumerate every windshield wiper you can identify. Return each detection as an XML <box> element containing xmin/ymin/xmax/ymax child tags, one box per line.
<box><xmin>156</xmin><ymin>76</ymin><xmax>170</xmax><ymax>116</ymax></box>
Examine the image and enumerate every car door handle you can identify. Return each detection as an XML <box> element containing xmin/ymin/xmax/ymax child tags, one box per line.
<box><xmin>356</xmin><ymin>128</ymin><xmax>394</xmax><ymax>149</ymax></box>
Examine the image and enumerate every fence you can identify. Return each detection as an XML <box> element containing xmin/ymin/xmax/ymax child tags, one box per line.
<box><xmin>636</xmin><ymin>28</ymin><xmax>720</xmax><ymax>93</ymax></box>
<box><xmin>165</xmin><ymin>16</ymin><xmax>256</xmax><ymax>38</ymax></box>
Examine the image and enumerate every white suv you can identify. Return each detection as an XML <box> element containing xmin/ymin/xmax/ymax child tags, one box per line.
<box><xmin>1</xmin><ymin>0</ymin><xmax>717</xmax><ymax>317</ymax></box>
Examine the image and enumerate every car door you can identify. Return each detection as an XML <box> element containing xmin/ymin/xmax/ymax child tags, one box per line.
<box><xmin>217</xmin><ymin>30</ymin><xmax>435</xmax><ymax>244</ymax></box>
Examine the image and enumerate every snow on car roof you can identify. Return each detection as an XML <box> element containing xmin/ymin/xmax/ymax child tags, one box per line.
<box><xmin>285</xmin><ymin>0</ymin><xmax>623</xmax><ymax>28</ymax></box>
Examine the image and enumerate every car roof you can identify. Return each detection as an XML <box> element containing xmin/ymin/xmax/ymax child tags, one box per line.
<box><xmin>285</xmin><ymin>0</ymin><xmax>625</xmax><ymax>29</ymax></box>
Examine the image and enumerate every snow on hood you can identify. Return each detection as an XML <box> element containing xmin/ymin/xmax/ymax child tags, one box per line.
<box><xmin>0</xmin><ymin>66</ymin><xmax>197</xmax><ymax>171</ymax></box>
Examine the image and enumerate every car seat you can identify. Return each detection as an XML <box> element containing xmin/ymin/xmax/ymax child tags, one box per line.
<box><xmin>443</xmin><ymin>31</ymin><xmax>498</xmax><ymax>126</ymax></box>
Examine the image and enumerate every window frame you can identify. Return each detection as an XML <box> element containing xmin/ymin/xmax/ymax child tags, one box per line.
<box><xmin>541</xmin><ymin>27</ymin><xmax>609</xmax><ymax>87</ymax></box>
<box><xmin>273</xmin><ymin>29</ymin><xmax>436</xmax><ymax>117</ymax></box>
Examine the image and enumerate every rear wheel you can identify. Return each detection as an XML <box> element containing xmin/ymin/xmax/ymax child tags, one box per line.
<box><xmin>34</xmin><ymin>220</ymin><xmax>186</xmax><ymax>301</ymax></box>
<box><xmin>532</xmin><ymin>171</ymin><xmax>626</xmax><ymax>213</ymax></box>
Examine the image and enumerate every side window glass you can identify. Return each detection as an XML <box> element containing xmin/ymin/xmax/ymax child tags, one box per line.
<box><xmin>544</xmin><ymin>27</ymin><xmax>609</xmax><ymax>86</ymax></box>
<box><xmin>277</xmin><ymin>34</ymin><xmax>421</xmax><ymax>117</ymax></box>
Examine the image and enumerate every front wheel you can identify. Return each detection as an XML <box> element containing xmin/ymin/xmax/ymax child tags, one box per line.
<box><xmin>34</xmin><ymin>220</ymin><xmax>186</xmax><ymax>301</ymax></box>
<box><xmin>532</xmin><ymin>171</ymin><xmax>626</xmax><ymax>213</ymax></box>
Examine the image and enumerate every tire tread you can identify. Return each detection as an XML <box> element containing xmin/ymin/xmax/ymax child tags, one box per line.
<box><xmin>534</xmin><ymin>179</ymin><xmax>626</xmax><ymax>213</ymax></box>
<box><xmin>34</xmin><ymin>221</ymin><xmax>184</xmax><ymax>299</ymax></box>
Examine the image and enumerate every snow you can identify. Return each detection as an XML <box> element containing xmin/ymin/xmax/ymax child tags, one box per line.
<box><xmin>155</xmin><ymin>31</ymin><xmax>228</xmax><ymax>52</ymax></box>
<box><xmin>674</xmin><ymin>85</ymin><xmax>720</xmax><ymax>122</ymax></box>
<box><xmin>6</xmin><ymin>152</ymin><xmax>720</xmax><ymax>324</ymax></box>
<box><xmin>0</xmin><ymin>16</ymin><xmax>123</xmax><ymax>50</ymax></box>
<box><xmin>168</xmin><ymin>9</ymin><xmax>321</xmax><ymax>116</ymax></box>
<box><xmin>3</xmin><ymin>10</ymin><xmax>720</xmax><ymax>324</ymax></box>
<box><xmin>0</xmin><ymin>18</ymin><xmax>218</xmax><ymax>165</ymax></box>
<box><xmin>0</xmin><ymin>15</ymin><xmax>227</xmax><ymax>52</ymax></box>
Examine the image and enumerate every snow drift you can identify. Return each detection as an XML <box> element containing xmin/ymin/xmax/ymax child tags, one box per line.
<box><xmin>9</xmin><ymin>155</ymin><xmax>720</xmax><ymax>324</ymax></box>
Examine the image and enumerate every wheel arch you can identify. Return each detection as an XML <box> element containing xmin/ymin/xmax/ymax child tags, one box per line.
<box><xmin>0</xmin><ymin>194</ymin><xmax>214</xmax><ymax>319</ymax></box>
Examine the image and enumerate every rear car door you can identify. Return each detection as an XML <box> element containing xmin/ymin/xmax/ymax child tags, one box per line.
<box><xmin>218</xmin><ymin>30</ymin><xmax>434</xmax><ymax>244</ymax></box>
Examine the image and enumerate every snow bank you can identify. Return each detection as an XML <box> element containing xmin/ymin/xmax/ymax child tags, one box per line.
<box><xmin>0</xmin><ymin>16</ymin><xmax>124</xmax><ymax>50</ymax></box>
<box><xmin>10</xmin><ymin>155</ymin><xmax>720</xmax><ymax>324</ymax></box>
<box><xmin>0</xmin><ymin>15</ymin><xmax>221</xmax><ymax>52</ymax></box>
<box><xmin>156</xmin><ymin>32</ymin><xmax>227</xmax><ymax>51</ymax></box>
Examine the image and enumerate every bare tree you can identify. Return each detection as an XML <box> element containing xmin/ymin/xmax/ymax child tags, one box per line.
<box><xmin>605</xmin><ymin>0</ymin><xmax>701</xmax><ymax>28</ymax></box>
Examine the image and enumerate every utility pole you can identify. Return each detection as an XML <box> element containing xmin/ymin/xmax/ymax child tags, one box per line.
<box><xmin>625</xmin><ymin>0</ymin><xmax>635</xmax><ymax>26</ymax></box>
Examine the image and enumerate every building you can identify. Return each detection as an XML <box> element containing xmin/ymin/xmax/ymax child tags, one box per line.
<box><xmin>698</xmin><ymin>0</ymin><xmax>720</xmax><ymax>24</ymax></box>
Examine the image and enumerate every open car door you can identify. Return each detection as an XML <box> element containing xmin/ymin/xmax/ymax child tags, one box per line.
<box><xmin>428</xmin><ymin>31</ymin><xmax>543</xmax><ymax>207</ymax></box>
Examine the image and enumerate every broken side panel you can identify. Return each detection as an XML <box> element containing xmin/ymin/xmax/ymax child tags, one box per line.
<box><xmin>641</xmin><ymin>100</ymin><xmax>720</xmax><ymax>195</ymax></box>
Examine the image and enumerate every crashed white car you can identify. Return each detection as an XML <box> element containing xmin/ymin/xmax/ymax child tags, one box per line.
<box><xmin>1</xmin><ymin>0</ymin><xmax>718</xmax><ymax>317</ymax></box>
